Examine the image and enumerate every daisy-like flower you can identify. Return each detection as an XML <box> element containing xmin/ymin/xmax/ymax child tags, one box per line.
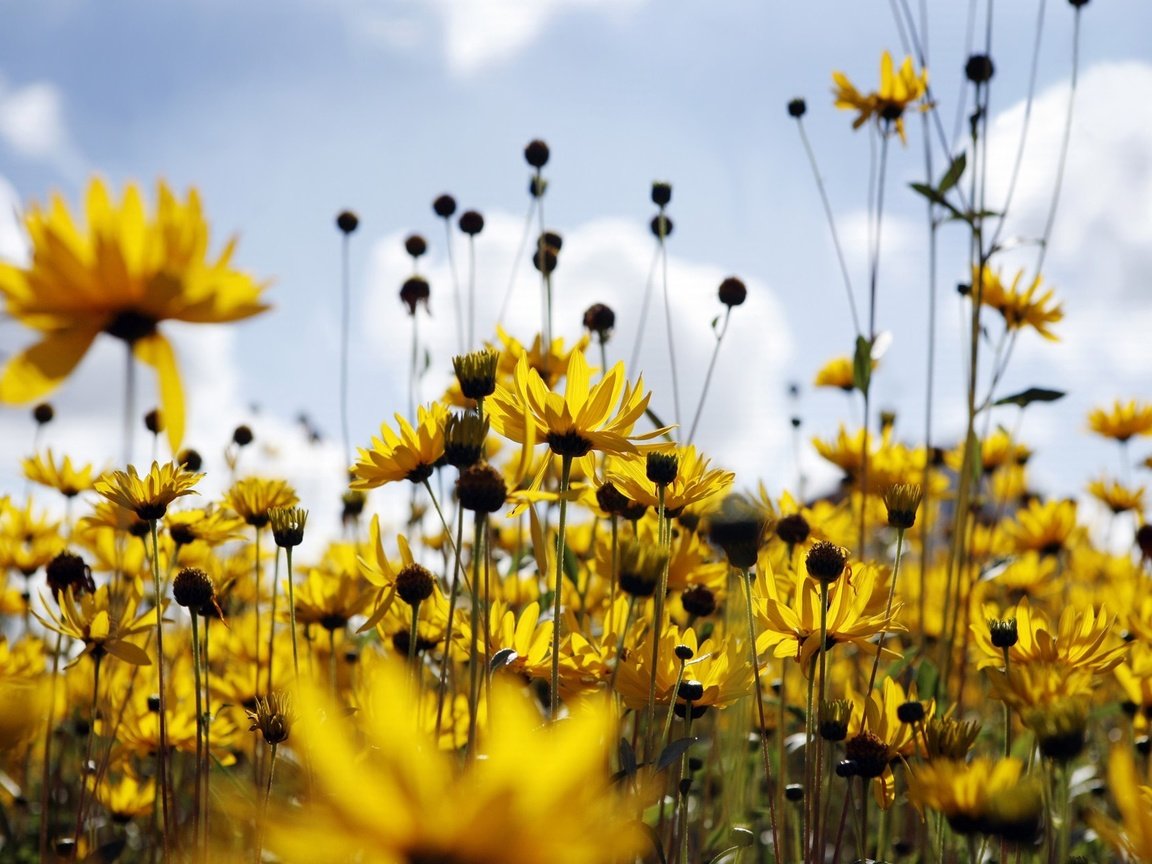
<box><xmin>22</xmin><ymin>449</ymin><xmax>97</xmax><ymax>498</ymax></box>
<box><xmin>224</xmin><ymin>477</ymin><xmax>299</xmax><ymax>528</ymax></box>
<box><xmin>1088</xmin><ymin>399</ymin><xmax>1152</xmax><ymax>443</ymax></box>
<box><xmin>814</xmin><ymin>355</ymin><xmax>873</xmax><ymax>392</ymax></box>
<box><xmin>615</xmin><ymin>624</ymin><xmax>751</xmax><ymax>713</ymax></box>
<box><xmin>908</xmin><ymin>757</ymin><xmax>1044</xmax><ymax>843</ymax></box>
<box><xmin>832</xmin><ymin>50</ymin><xmax>928</xmax><ymax>144</ymax></box>
<box><xmin>971</xmin><ymin>266</ymin><xmax>1063</xmax><ymax>341</ymax></box>
<box><xmin>487</xmin><ymin>349</ymin><xmax>669</xmax><ymax>490</ymax></box>
<box><xmin>845</xmin><ymin>677</ymin><xmax>935</xmax><ymax>808</ymax></box>
<box><xmin>0</xmin><ymin>178</ymin><xmax>269</xmax><ymax>452</ymax></box>
<box><xmin>1089</xmin><ymin>748</ymin><xmax>1152</xmax><ymax>862</ymax></box>
<box><xmin>494</xmin><ymin>324</ymin><xmax>590</xmax><ymax>389</ymax></box>
<box><xmin>93</xmin><ymin>771</ymin><xmax>156</xmax><ymax>824</ymax></box>
<box><xmin>349</xmin><ymin>402</ymin><xmax>448</xmax><ymax>489</ymax></box>
<box><xmin>94</xmin><ymin>461</ymin><xmax>202</xmax><ymax>521</ymax></box>
<box><xmin>1004</xmin><ymin>497</ymin><xmax>1081</xmax><ymax>557</ymax></box>
<box><xmin>754</xmin><ymin>561</ymin><xmax>899</xmax><ymax>669</ymax></box>
<box><xmin>34</xmin><ymin>584</ymin><xmax>154</xmax><ymax>666</ymax></box>
<box><xmin>1088</xmin><ymin>477</ymin><xmax>1145</xmax><ymax>515</ymax></box>
<box><xmin>973</xmin><ymin>597</ymin><xmax>1128</xmax><ymax>675</ymax></box>
<box><xmin>606</xmin><ymin>445</ymin><xmax>734</xmax><ymax>515</ymax></box>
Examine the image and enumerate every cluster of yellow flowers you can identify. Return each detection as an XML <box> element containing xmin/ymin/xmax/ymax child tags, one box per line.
<box><xmin>2</xmin><ymin>31</ymin><xmax>1152</xmax><ymax>864</ymax></box>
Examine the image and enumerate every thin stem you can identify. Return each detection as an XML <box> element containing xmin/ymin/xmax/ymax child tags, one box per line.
<box><xmin>644</xmin><ymin>486</ymin><xmax>670</xmax><ymax>757</ymax></box>
<box><xmin>468</xmin><ymin>513</ymin><xmax>484</xmax><ymax>752</ymax></box>
<box><xmin>436</xmin><ymin>502</ymin><xmax>465</xmax><ymax>741</ymax></box>
<box><xmin>340</xmin><ymin>231</ymin><xmax>353</xmax><ymax>470</ymax></box>
<box><xmin>123</xmin><ymin>343</ymin><xmax>136</xmax><ymax>466</ymax></box>
<box><xmin>443</xmin><ymin>217</ymin><xmax>464</xmax><ymax>356</ymax></box>
<box><xmin>38</xmin><ymin>631</ymin><xmax>63</xmax><ymax>862</ymax></box>
<box><xmin>467</xmin><ymin>234</ymin><xmax>477</xmax><ymax>350</ymax></box>
<box><xmin>72</xmin><ymin>653</ymin><xmax>102</xmax><ymax>849</ymax></box>
<box><xmin>191</xmin><ymin>613</ymin><xmax>204</xmax><ymax>851</ymax></box>
<box><xmin>866</xmin><ymin>528</ymin><xmax>906</xmax><ymax>700</ymax></box>
<box><xmin>812</xmin><ymin>580</ymin><xmax>831</xmax><ymax>863</ymax></box>
<box><xmin>657</xmin><ymin>212</ymin><xmax>682</xmax><ymax>433</ymax></box>
<box><xmin>794</xmin><ymin>118</ymin><xmax>861</xmax><ymax>336</ymax></box>
<box><xmin>535</xmin><ymin>167</ymin><xmax>552</xmax><ymax>347</ymax></box>
<box><xmin>256</xmin><ymin>743</ymin><xmax>278</xmax><ymax>864</ymax></box>
<box><xmin>686</xmin><ymin>306</ymin><xmax>731</xmax><ymax>445</ymax></box>
<box><xmin>550</xmin><ymin>455</ymin><xmax>573</xmax><ymax>721</ymax></box>
<box><xmin>1035</xmin><ymin>6</ymin><xmax>1081</xmax><ymax>276</ymax></box>
<box><xmin>267</xmin><ymin>549</ymin><xmax>280</xmax><ymax>693</ymax></box>
<box><xmin>739</xmin><ymin>567</ymin><xmax>782</xmax><ymax>861</ymax></box>
<box><xmin>285</xmin><ymin>547</ymin><xmax>300</xmax><ymax>682</ymax></box>
<box><xmin>408</xmin><ymin>600</ymin><xmax>421</xmax><ymax>671</ymax></box>
<box><xmin>149</xmin><ymin>520</ymin><xmax>172</xmax><ymax>861</ymax></box>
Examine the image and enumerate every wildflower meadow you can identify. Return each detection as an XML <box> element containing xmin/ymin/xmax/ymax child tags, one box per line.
<box><xmin>1</xmin><ymin>2</ymin><xmax>1151</xmax><ymax>863</ymax></box>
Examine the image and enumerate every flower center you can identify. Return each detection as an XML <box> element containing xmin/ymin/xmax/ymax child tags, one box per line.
<box><xmin>104</xmin><ymin>309</ymin><xmax>158</xmax><ymax>344</ymax></box>
<box><xmin>546</xmin><ymin>430</ymin><xmax>593</xmax><ymax>458</ymax></box>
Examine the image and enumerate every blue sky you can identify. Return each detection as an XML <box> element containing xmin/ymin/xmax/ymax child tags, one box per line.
<box><xmin>1</xmin><ymin>0</ymin><xmax>1151</xmax><ymax>544</ymax></box>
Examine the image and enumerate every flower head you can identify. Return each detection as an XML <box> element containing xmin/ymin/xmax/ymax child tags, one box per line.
<box><xmin>1088</xmin><ymin>399</ymin><xmax>1152</xmax><ymax>443</ymax></box>
<box><xmin>94</xmin><ymin>461</ymin><xmax>202</xmax><ymax>521</ymax></box>
<box><xmin>350</xmin><ymin>403</ymin><xmax>448</xmax><ymax>489</ymax></box>
<box><xmin>22</xmin><ymin>450</ymin><xmax>96</xmax><ymax>498</ymax></box>
<box><xmin>833</xmin><ymin>51</ymin><xmax>928</xmax><ymax>143</ymax></box>
<box><xmin>0</xmin><ymin>178</ymin><xmax>269</xmax><ymax>452</ymax></box>
<box><xmin>972</xmin><ymin>266</ymin><xmax>1063</xmax><ymax>341</ymax></box>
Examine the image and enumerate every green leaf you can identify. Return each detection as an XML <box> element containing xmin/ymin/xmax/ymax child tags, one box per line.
<box><xmin>916</xmin><ymin>659</ymin><xmax>940</xmax><ymax>703</ymax></box>
<box><xmin>938</xmin><ymin>152</ymin><xmax>967</xmax><ymax>193</ymax></box>
<box><xmin>728</xmin><ymin>827</ymin><xmax>755</xmax><ymax>847</ymax></box>
<box><xmin>618</xmin><ymin>737</ymin><xmax>638</xmax><ymax>777</ymax></box>
<box><xmin>909</xmin><ymin>182</ymin><xmax>963</xmax><ymax>219</ymax></box>
<box><xmin>993</xmin><ymin>387</ymin><xmax>1066</xmax><ymax>408</ymax></box>
<box><xmin>852</xmin><ymin>335</ymin><xmax>872</xmax><ymax>394</ymax></box>
<box><xmin>656</xmin><ymin>736</ymin><xmax>698</xmax><ymax>772</ymax></box>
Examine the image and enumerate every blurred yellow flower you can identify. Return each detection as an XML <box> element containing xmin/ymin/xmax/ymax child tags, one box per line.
<box><xmin>972</xmin><ymin>266</ymin><xmax>1063</xmax><ymax>341</ymax></box>
<box><xmin>1088</xmin><ymin>399</ymin><xmax>1152</xmax><ymax>443</ymax></box>
<box><xmin>22</xmin><ymin>449</ymin><xmax>97</xmax><ymax>498</ymax></box>
<box><xmin>833</xmin><ymin>50</ymin><xmax>928</xmax><ymax>143</ymax></box>
<box><xmin>0</xmin><ymin>178</ymin><xmax>269</xmax><ymax>452</ymax></box>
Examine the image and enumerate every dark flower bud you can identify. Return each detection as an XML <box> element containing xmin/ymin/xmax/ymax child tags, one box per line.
<box><xmin>674</xmin><ymin>644</ymin><xmax>694</xmax><ymax>662</ymax></box>
<box><xmin>787</xmin><ymin>98</ymin><xmax>807</xmax><ymax>118</ymax></box>
<box><xmin>805</xmin><ymin>540</ymin><xmax>848</xmax><ymax>585</ymax></box>
<box><xmin>989</xmin><ymin>618</ymin><xmax>1019</xmax><ymax>649</ymax></box>
<box><xmin>1136</xmin><ymin>524</ymin><xmax>1152</xmax><ymax>561</ymax></box>
<box><xmin>173</xmin><ymin>567</ymin><xmax>216</xmax><ymax>610</ymax></box>
<box><xmin>651</xmin><ymin>181</ymin><xmax>672</xmax><ymax>207</ymax></box>
<box><xmin>775</xmin><ymin>513</ymin><xmax>810</xmax><ymax>547</ymax></box>
<box><xmin>400</xmin><ymin>276</ymin><xmax>431</xmax><ymax>315</ymax></box>
<box><xmin>718</xmin><ymin>277</ymin><xmax>747</xmax><ymax>308</ymax></box>
<box><xmin>583</xmin><ymin>303</ymin><xmax>616</xmax><ymax>343</ymax></box>
<box><xmin>709</xmin><ymin>494</ymin><xmax>769</xmax><ymax>569</ymax></box>
<box><xmin>677</xmin><ymin>680</ymin><xmax>705</xmax><ymax>703</ymax></box>
<box><xmin>336</xmin><ymin>210</ymin><xmax>359</xmax><ymax>234</ymax></box>
<box><xmin>457</xmin><ymin>463</ymin><xmax>507</xmax><ymax>514</ymax></box>
<box><xmin>444</xmin><ymin>412</ymin><xmax>488</xmax><ymax>469</ymax></box>
<box><xmin>650</xmin><ymin>214</ymin><xmax>673</xmax><ymax>238</ymax></box>
<box><xmin>784</xmin><ymin>783</ymin><xmax>804</xmax><ymax>802</ymax></box>
<box><xmin>680</xmin><ymin>584</ymin><xmax>717</xmax><ymax>618</ymax></box>
<box><xmin>269</xmin><ymin>507</ymin><xmax>308</xmax><ymax>548</ymax></box>
<box><xmin>646</xmin><ymin>452</ymin><xmax>679</xmax><ymax>487</ymax></box>
<box><xmin>46</xmin><ymin>552</ymin><xmax>95</xmax><ymax>599</ymax></box>
<box><xmin>404</xmin><ymin>234</ymin><xmax>427</xmax><ymax>258</ymax></box>
<box><xmin>524</xmin><ymin>139</ymin><xmax>550</xmax><ymax>168</ymax></box>
<box><xmin>144</xmin><ymin>408</ymin><xmax>163</xmax><ymax>435</ymax></box>
<box><xmin>342</xmin><ymin>489</ymin><xmax>366</xmax><ymax>526</ymax></box>
<box><xmin>1067</xmin><ymin>0</ymin><xmax>1089</xmax><ymax>7</ymax></box>
<box><xmin>897</xmin><ymin>701</ymin><xmax>926</xmax><ymax>724</ymax></box>
<box><xmin>596</xmin><ymin>481</ymin><xmax>632</xmax><ymax>516</ymax></box>
<box><xmin>147</xmin><ymin>695</ymin><xmax>162</xmax><ymax>713</ymax></box>
<box><xmin>818</xmin><ymin>699</ymin><xmax>851</xmax><ymax>742</ymax></box>
<box><xmin>533</xmin><ymin>243</ymin><xmax>558</xmax><ymax>275</ymax></box>
<box><xmin>433</xmin><ymin>194</ymin><xmax>457</xmax><ymax>218</ymax></box>
<box><xmin>396</xmin><ymin>563</ymin><xmax>435</xmax><ymax>605</ymax></box>
<box><xmin>177</xmin><ymin>448</ymin><xmax>203</xmax><ymax>472</ymax></box>
<box><xmin>33</xmin><ymin>403</ymin><xmax>54</xmax><ymax>425</ymax></box>
<box><xmin>453</xmin><ymin>349</ymin><xmax>499</xmax><ymax>401</ymax></box>
<box><xmin>835</xmin><ymin>759</ymin><xmax>858</xmax><ymax>778</ymax></box>
<box><xmin>232</xmin><ymin>425</ymin><xmax>254</xmax><ymax>447</ymax></box>
<box><xmin>965</xmin><ymin>54</ymin><xmax>995</xmax><ymax>84</ymax></box>
<box><xmin>529</xmin><ymin>176</ymin><xmax>548</xmax><ymax>198</ymax></box>
<box><xmin>845</xmin><ymin>731</ymin><xmax>889</xmax><ymax>779</ymax></box>
<box><xmin>458</xmin><ymin>210</ymin><xmax>484</xmax><ymax>236</ymax></box>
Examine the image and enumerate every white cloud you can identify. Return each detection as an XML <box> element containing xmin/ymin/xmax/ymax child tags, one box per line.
<box><xmin>0</xmin><ymin>75</ymin><xmax>84</xmax><ymax>178</ymax></box>
<box><xmin>0</xmin><ymin>174</ymin><xmax>26</xmax><ymax>262</ymax></box>
<box><xmin>321</xmin><ymin>0</ymin><xmax>645</xmax><ymax>75</ymax></box>
<box><xmin>360</xmin><ymin>211</ymin><xmax>795</xmax><ymax>486</ymax></box>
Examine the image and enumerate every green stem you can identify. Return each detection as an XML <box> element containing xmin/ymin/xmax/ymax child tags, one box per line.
<box><xmin>468</xmin><ymin>514</ymin><xmax>484</xmax><ymax>753</ymax></box>
<box><xmin>436</xmin><ymin>502</ymin><xmax>466</xmax><ymax>741</ymax></box>
<box><xmin>550</xmin><ymin>455</ymin><xmax>573</xmax><ymax>721</ymax></box>
<box><xmin>644</xmin><ymin>485</ymin><xmax>670</xmax><ymax>756</ymax></box>
<box><xmin>191</xmin><ymin>613</ymin><xmax>204</xmax><ymax>851</ymax></box>
<box><xmin>286</xmin><ymin>547</ymin><xmax>300</xmax><ymax>681</ymax></box>
<box><xmin>865</xmin><ymin>528</ymin><xmax>906</xmax><ymax>700</ymax></box>
<box><xmin>149</xmin><ymin>519</ymin><xmax>172</xmax><ymax>861</ymax></box>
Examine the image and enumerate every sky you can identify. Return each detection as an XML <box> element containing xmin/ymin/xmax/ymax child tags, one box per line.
<box><xmin>1</xmin><ymin>0</ymin><xmax>1150</xmax><ymax>548</ymax></box>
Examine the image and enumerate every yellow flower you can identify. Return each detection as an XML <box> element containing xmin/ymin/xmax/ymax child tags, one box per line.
<box><xmin>22</xmin><ymin>449</ymin><xmax>97</xmax><ymax>497</ymax></box>
<box><xmin>974</xmin><ymin>597</ymin><xmax>1127</xmax><ymax>675</ymax></box>
<box><xmin>971</xmin><ymin>266</ymin><xmax>1063</xmax><ymax>341</ymax></box>
<box><xmin>845</xmin><ymin>677</ymin><xmax>934</xmax><ymax>808</ymax></box>
<box><xmin>349</xmin><ymin>402</ymin><xmax>449</xmax><ymax>489</ymax></box>
<box><xmin>488</xmin><ymin>349</ymin><xmax>669</xmax><ymax>489</ymax></box>
<box><xmin>605</xmin><ymin>445</ymin><xmax>734</xmax><ymax>515</ymax></box>
<box><xmin>224</xmin><ymin>477</ymin><xmax>299</xmax><ymax>528</ymax></box>
<box><xmin>257</xmin><ymin>664</ymin><xmax>645</xmax><ymax>864</ymax></box>
<box><xmin>1005</xmin><ymin>497</ymin><xmax>1081</xmax><ymax>557</ymax></box>
<box><xmin>615</xmin><ymin>624</ymin><xmax>752</xmax><ymax>713</ymax></box>
<box><xmin>833</xmin><ymin>51</ymin><xmax>928</xmax><ymax>144</ymax></box>
<box><xmin>814</xmin><ymin>355</ymin><xmax>871</xmax><ymax>392</ymax></box>
<box><xmin>94</xmin><ymin>461</ymin><xmax>202</xmax><ymax>521</ymax></box>
<box><xmin>166</xmin><ymin>505</ymin><xmax>247</xmax><ymax>547</ymax></box>
<box><xmin>93</xmin><ymin>771</ymin><xmax>156</xmax><ymax>823</ymax></box>
<box><xmin>1090</xmin><ymin>748</ymin><xmax>1152</xmax><ymax>862</ymax></box>
<box><xmin>33</xmin><ymin>584</ymin><xmax>154</xmax><ymax>666</ymax></box>
<box><xmin>754</xmin><ymin>561</ymin><xmax>899</xmax><ymax>669</ymax></box>
<box><xmin>908</xmin><ymin>758</ymin><xmax>1043</xmax><ymax>843</ymax></box>
<box><xmin>0</xmin><ymin>178</ymin><xmax>269</xmax><ymax>452</ymax></box>
<box><xmin>1088</xmin><ymin>399</ymin><xmax>1152</xmax><ymax>443</ymax></box>
<box><xmin>494</xmin><ymin>324</ymin><xmax>590</xmax><ymax>389</ymax></box>
<box><xmin>1088</xmin><ymin>477</ymin><xmax>1145</xmax><ymax>515</ymax></box>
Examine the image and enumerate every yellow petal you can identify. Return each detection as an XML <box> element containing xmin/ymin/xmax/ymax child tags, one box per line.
<box><xmin>0</xmin><ymin>324</ymin><xmax>103</xmax><ymax>403</ymax></box>
<box><xmin>133</xmin><ymin>331</ymin><xmax>185</xmax><ymax>454</ymax></box>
